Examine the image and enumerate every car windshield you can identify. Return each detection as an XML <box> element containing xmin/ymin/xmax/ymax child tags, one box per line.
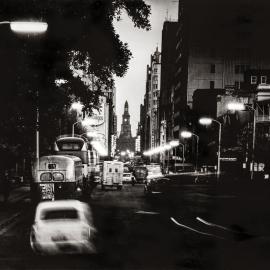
<box><xmin>123</xmin><ymin>173</ymin><xmax>131</xmax><ymax>177</ymax></box>
<box><xmin>40</xmin><ymin>208</ymin><xmax>79</xmax><ymax>220</ymax></box>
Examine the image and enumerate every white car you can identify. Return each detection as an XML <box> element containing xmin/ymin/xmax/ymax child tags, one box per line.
<box><xmin>123</xmin><ymin>172</ymin><xmax>136</xmax><ymax>185</ymax></box>
<box><xmin>30</xmin><ymin>200</ymin><xmax>96</xmax><ymax>255</ymax></box>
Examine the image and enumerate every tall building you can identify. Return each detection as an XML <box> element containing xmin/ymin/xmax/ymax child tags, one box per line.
<box><xmin>159</xmin><ymin>21</ymin><xmax>179</xmax><ymax>145</ymax></box>
<box><xmin>116</xmin><ymin>101</ymin><xmax>135</xmax><ymax>153</ymax></box>
<box><xmin>172</xmin><ymin>0</ymin><xmax>270</xmax><ymax>139</ymax></box>
<box><xmin>142</xmin><ymin>48</ymin><xmax>161</xmax><ymax>154</ymax></box>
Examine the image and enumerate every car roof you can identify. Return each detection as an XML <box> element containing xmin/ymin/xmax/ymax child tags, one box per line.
<box><xmin>36</xmin><ymin>200</ymin><xmax>87</xmax><ymax>212</ymax></box>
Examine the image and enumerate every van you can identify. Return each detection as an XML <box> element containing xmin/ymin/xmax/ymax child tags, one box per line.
<box><xmin>101</xmin><ymin>161</ymin><xmax>123</xmax><ymax>190</ymax></box>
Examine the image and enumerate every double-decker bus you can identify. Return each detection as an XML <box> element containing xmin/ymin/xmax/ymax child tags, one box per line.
<box><xmin>54</xmin><ymin>135</ymin><xmax>100</xmax><ymax>195</ymax></box>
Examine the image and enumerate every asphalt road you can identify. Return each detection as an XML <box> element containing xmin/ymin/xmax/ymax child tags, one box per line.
<box><xmin>0</xmin><ymin>181</ymin><xmax>270</xmax><ymax>269</ymax></box>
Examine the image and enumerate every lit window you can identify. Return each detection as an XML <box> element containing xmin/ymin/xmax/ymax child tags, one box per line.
<box><xmin>251</xmin><ymin>76</ymin><xmax>257</xmax><ymax>84</ymax></box>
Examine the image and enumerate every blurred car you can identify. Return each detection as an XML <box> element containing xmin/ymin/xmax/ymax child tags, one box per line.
<box><xmin>123</xmin><ymin>172</ymin><xmax>136</xmax><ymax>185</ymax></box>
<box><xmin>30</xmin><ymin>200</ymin><xmax>96</xmax><ymax>255</ymax></box>
<box><xmin>145</xmin><ymin>165</ymin><xmax>163</xmax><ymax>183</ymax></box>
<box><xmin>144</xmin><ymin>177</ymin><xmax>171</xmax><ymax>196</ymax></box>
<box><xmin>133</xmin><ymin>166</ymin><xmax>147</xmax><ymax>183</ymax></box>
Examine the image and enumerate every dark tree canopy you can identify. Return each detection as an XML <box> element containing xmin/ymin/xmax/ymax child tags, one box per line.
<box><xmin>0</xmin><ymin>0</ymin><xmax>151</xmax><ymax>166</ymax></box>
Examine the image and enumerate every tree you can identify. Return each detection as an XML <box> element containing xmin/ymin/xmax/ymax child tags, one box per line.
<box><xmin>0</xmin><ymin>0</ymin><xmax>151</xmax><ymax>168</ymax></box>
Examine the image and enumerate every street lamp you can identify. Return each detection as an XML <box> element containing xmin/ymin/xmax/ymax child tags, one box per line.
<box><xmin>0</xmin><ymin>21</ymin><xmax>48</xmax><ymax>33</ymax></box>
<box><xmin>199</xmin><ymin>117</ymin><xmax>222</xmax><ymax>176</ymax></box>
<box><xmin>181</xmin><ymin>131</ymin><xmax>199</xmax><ymax>172</ymax></box>
<box><xmin>0</xmin><ymin>20</ymin><xmax>48</xmax><ymax>169</ymax></box>
<box><xmin>227</xmin><ymin>102</ymin><xmax>256</xmax><ymax>180</ymax></box>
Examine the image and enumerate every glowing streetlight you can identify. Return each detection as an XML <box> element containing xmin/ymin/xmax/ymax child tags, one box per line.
<box><xmin>9</xmin><ymin>21</ymin><xmax>48</xmax><ymax>33</ymax></box>
<box><xmin>180</xmin><ymin>131</ymin><xmax>193</xmax><ymax>139</ymax></box>
<box><xmin>199</xmin><ymin>117</ymin><xmax>222</xmax><ymax>176</ymax></box>
<box><xmin>181</xmin><ymin>131</ymin><xmax>199</xmax><ymax>171</ymax></box>
<box><xmin>227</xmin><ymin>102</ymin><xmax>245</xmax><ymax>111</ymax></box>
<box><xmin>169</xmin><ymin>140</ymin><xmax>180</xmax><ymax>147</ymax></box>
<box><xmin>0</xmin><ymin>21</ymin><xmax>48</xmax><ymax>34</ymax></box>
<box><xmin>227</xmin><ymin>102</ymin><xmax>256</xmax><ymax>180</ymax></box>
<box><xmin>71</xmin><ymin>102</ymin><xmax>83</xmax><ymax>111</ymax></box>
<box><xmin>72</xmin><ymin>118</ymin><xmax>94</xmax><ymax>137</ymax></box>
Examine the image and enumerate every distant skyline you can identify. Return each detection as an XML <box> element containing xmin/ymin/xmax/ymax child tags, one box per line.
<box><xmin>114</xmin><ymin>0</ymin><xmax>178</xmax><ymax>136</ymax></box>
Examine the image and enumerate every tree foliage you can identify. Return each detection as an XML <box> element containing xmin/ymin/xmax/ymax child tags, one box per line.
<box><xmin>0</xmin><ymin>0</ymin><xmax>151</xmax><ymax>167</ymax></box>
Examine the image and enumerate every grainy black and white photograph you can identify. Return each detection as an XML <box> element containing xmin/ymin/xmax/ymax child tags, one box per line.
<box><xmin>0</xmin><ymin>0</ymin><xmax>270</xmax><ymax>269</ymax></box>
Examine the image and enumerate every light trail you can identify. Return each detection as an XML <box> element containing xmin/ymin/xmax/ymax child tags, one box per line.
<box><xmin>170</xmin><ymin>217</ymin><xmax>225</xmax><ymax>240</ymax></box>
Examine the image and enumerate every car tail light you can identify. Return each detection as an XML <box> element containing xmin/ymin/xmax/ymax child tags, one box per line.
<box><xmin>81</xmin><ymin>226</ymin><xmax>90</xmax><ymax>239</ymax></box>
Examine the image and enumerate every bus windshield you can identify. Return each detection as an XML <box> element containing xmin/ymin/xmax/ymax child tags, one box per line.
<box><xmin>56</xmin><ymin>141</ymin><xmax>84</xmax><ymax>151</ymax></box>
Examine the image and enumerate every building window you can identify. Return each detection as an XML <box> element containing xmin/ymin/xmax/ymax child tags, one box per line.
<box><xmin>261</xmin><ymin>76</ymin><xmax>267</xmax><ymax>84</ymax></box>
<box><xmin>251</xmin><ymin>76</ymin><xmax>257</xmax><ymax>84</ymax></box>
<box><xmin>210</xmin><ymin>81</ymin><xmax>215</xmax><ymax>89</ymax></box>
<box><xmin>210</xmin><ymin>64</ymin><xmax>215</xmax><ymax>73</ymax></box>
<box><xmin>154</xmin><ymin>68</ymin><xmax>158</xmax><ymax>73</ymax></box>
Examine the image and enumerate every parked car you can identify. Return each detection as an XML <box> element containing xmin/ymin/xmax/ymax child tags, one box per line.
<box><xmin>123</xmin><ymin>172</ymin><xmax>136</xmax><ymax>185</ymax></box>
<box><xmin>30</xmin><ymin>200</ymin><xmax>96</xmax><ymax>255</ymax></box>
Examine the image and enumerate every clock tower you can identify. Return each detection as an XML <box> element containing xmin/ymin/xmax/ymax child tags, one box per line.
<box><xmin>117</xmin><ymin>101</ymin><xmax>135</xmax><ymax>153</ymax></box>
<box><xmin>120</xmin><ymin>101</ymin><xmax>132</xmax><ymax>138</ymax></box>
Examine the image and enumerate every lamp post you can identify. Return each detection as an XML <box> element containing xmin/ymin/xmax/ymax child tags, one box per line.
<box><xmin>0</xmin><ymin>20</ymin><xmax>48</xmax><ymax>169</ymax></box>
<box><xmin>181</xmin><ymin>131</ymin><xmax>199</xmax><ymax>172</ymax></box>
<box><xmin>199</xmin><ymin>117</ymin><xmax>222</xmax><ymax>176</ymax></box>
<box><xmin>227</xmin><ymin>102</ymin><xmax>256</xmax><ymax>180</ymax></box>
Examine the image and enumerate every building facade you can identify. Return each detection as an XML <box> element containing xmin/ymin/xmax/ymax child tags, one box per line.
<box><xmin>142</xmin><ymin>47</ymin><xmax>161</xmax><ymax>155</ymax></box>
<box><xmin>171</xmin><ymin>0</ymin><xmax>270</xmax><ymax>138</ymax></box>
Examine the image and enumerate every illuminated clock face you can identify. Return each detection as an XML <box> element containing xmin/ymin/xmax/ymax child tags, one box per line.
<box><xmin>124</xmin><ymin>118</ymin><xmax>127</xmax><ymax>122</ymax></box>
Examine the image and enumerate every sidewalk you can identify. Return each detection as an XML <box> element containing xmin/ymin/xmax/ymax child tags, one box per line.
<box><xmin>0</xmin><ymin>184</ymin><xmax>30</xmax><ymax>205</ymax></box>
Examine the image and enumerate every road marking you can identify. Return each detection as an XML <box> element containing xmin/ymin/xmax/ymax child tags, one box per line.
<box><xmin>136</xmin><ymin>211</ymin><xmax>160</xmax><ymax>215</ymax></box>
<box><xmin>170</xmin><ymin>217</ymin><xmax>225</xmax><ymax>240</ymax></box>
<box><xmin>196</xmin><ymin>217</ymin><xmax>234</xmax><ymax>232</ymax></box>
<box><xmin>195</xmin><ymin>193</ymin><xmax>236</xmax><ymax>199</ymax></box>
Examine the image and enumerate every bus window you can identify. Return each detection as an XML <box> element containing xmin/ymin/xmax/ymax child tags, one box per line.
<box><xmin>57</xmin><ymin>142</ymin><xmax>82</xmax><ymax>150</ymax></box>
<box><xmin>40</xmin><ymin>172</ymin><xmax>52</xmax><ymax>181</ymax></box>
<box><xmin>53</xmin><ymin>172</ymin><xmax>64</xmax><ymax>181</ymax></box>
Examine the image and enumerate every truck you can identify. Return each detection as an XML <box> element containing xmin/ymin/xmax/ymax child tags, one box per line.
<box><xmin>101</xmin><ymin>161</ymin><xmax>124</xmax><ymax>190</ymax></box>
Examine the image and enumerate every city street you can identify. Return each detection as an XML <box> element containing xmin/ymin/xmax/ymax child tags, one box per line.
<box><xmin>0</xmin><ymin>180</ymin><xmax>270</xmax><ymax>269</ymax></box>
